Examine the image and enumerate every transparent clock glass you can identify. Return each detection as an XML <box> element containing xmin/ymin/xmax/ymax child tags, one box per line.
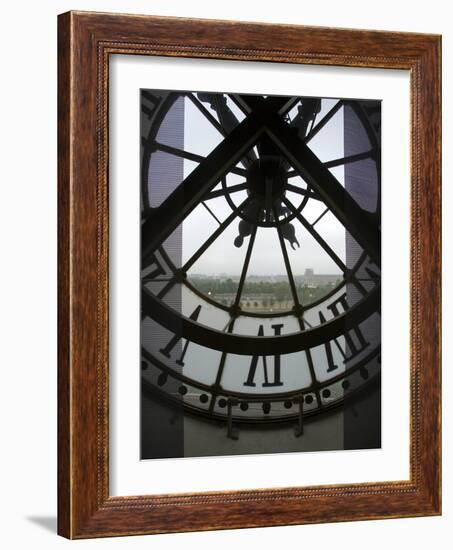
<box><xmin>140</xmin><ymin>90</ymin><xmax>381</xmax><ymax>459</ymax></box>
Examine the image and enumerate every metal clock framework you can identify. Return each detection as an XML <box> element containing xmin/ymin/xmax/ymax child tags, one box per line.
<box><xmin>140</xmin><ymin>90</ymin><xmax>381</xmax><ymax>441</ymax></box>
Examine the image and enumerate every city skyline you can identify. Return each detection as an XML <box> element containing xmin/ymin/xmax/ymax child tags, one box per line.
<box><xmin>189</xmin><ymin>269</ymin><xmax>342</xmax><ymax>278</ymax></box>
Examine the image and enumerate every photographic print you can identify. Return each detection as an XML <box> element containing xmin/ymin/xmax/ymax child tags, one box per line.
<box><xmin>140</xmin><ymin>90</ymin><xmax>381</xmax><ymax>459</ymax></box>
<box><xmin>58</xmin><ymin>13</ymin><xmax>441</xmax><ymax>537</ymax></box>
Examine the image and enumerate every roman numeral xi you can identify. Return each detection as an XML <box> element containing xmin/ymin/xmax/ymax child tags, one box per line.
<box><xmin>318</xmin><ymin>293</ymin><xmax>370</xmax><ymax>372</ymax></box>
<box><xmin>244</xmin><ymin>324</ymin><xmax>284</xmax><ymax>387</ymax></box>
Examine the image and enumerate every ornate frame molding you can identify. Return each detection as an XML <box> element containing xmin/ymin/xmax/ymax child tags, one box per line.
<box><xmin>58</xmin><ymin>11</ymin><xmax>441</xmax><ymax>538</ymax></box>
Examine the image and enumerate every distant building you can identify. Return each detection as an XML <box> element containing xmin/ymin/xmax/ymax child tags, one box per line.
<box><xmin>193</xmin><ymin>270</ymin><xmax>342</xmax><ymax>285</ymax></box>
<box><xmin>301</xmin><ymin>268</ymin><xmax>340</xmax><ymax>287</ymax></box>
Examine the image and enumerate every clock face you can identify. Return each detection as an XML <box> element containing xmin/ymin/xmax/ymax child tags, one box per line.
<box><xmin>140</xmin><ymin>90</ymin><xmax>381</xmax><ymax>457</ymax></box>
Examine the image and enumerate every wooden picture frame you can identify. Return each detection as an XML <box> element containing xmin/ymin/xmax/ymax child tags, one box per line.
<box><xmin>58</xmin><ymin>10</ymin><xmax>441</xmax><ymax>539</ymax></box>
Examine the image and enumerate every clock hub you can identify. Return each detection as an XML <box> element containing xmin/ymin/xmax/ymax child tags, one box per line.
<box><xmin>246</xmin><ymin>158</ymin><xmax>287</xmax><ymax>203</ymax></box>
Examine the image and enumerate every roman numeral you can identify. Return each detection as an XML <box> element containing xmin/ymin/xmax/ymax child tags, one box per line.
<box><xmin>143</xmin><ymin>253</ymin><xmax>165</xmax><ymax>280</ymax></box>
<box><xmin>244</xmin><ymin>324</ymin><xmax>284</xmax><ymax>387</ymax></box>
<box><xmin>364</xmin><ymin>264</ymin><xmax>380</xmax><ymax>282</ymax></box>
<box><xmin>319</xmin><ymin>293</ymin><xmax>370</xmax><ymax>372</ymax></box>
<box><xmin>142</xmin><ymin>247</ymin><xmax>174</xmax><ymax>281</ymax></box>
<box><xmin>159</xmin><ymin>306</ymin><xmax>202</xmax><ymax>366</ymax></box>
<box><xmin>141</xmin><ymin>90</ymin><xmax>160</xmax><ymax>119</ymax></box>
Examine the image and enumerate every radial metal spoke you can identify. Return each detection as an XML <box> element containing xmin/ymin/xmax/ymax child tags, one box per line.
<box><xmin>282</xmin><ymin>197</ymin><xmax>347</xmax><ymax>273</ymax></box>
<box><xmin>186</xmin><ymin>93</ymin><xmax>226</xmax><ymax>136</ymax></box>
<box><xmin>311</xmin><ymin>207</ymin><xmax>330</xmax><ymax>227</ymax></box>
<box><xmin>273</xmin><ymin>204</ymin><xmax>322</xmax><ymax>394</ymax></box>
<box><xmin>298</xmin><ymin>317</ymin><xmax>321</xmax><ymax>396</ymax></box>
<box><xmin>304</xmin><ymin>100</ymin><xmax>344</xmax><ymax>143</ymax></box>
<box><xmin>228</xmin><ymin>94</ymin><xmax>251</xmax><ymax>115</ymax></box>
<box><xmin>156</xmin><ymin>199</ymin><xmax>250</xmax><ymax>300</ymax></box>
<box><xmin>272</xmin><ymin>204</ymin><xmax>301</xmax><ymax>311</ymax></box>
<box><xmin>201</xmin><ymin>201</ymin><xmax>221</xmax><ymax>225</ymax></box>
<box><xmin>285</xmin><ymin>182</ymin><xmax>321</xmax><ymax>201</ymax></box>
<box><xmin>155</xmin><ymin>141</ymin><xmax>204</xmax><ymax>163</ymax></box>
<box><xmin>155</xmin><ymin>141</ymin><xmax>247</xmax><ymax>177</ymax></box>
<box><xmin>208</xmin><ymin>317</ymin><xmax>237</xmax><ymax>415</ymax></box>
<box><xmin>323</xmin><ymin>149</ymin><xmax>374</xmax><ymax>169</ymax></box>
<box><xmin>204</xmin><ymin>181</ymin><xmax>248</xmax><ymax>201</ymax></box>
<box><xmin>231</xmin><ymin>166</ymin><xmax>248</xmax><ymax>177</ymax></box>
<box><xmin>277</xmin><ymin>96</ymin><xmax>302</xmax><ymax>117</ymax></box>
<box><xmin>183</xmin><ymin>199</ymin><xmax>249</xmax><ymax>272</ymax></box>
<box><xmin>232</xmin><ymin>224</ymin><xmax>258</xmax><ymax>309</ymax></box>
